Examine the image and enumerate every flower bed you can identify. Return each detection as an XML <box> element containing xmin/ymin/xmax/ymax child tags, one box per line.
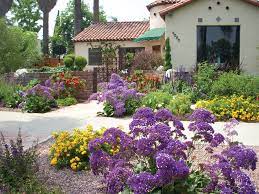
<box><xmin>196</xmin><ymin>95</ymin><xmax>259</xmax><ymax>122</ymax></box>
<box><xmin>127</xmin><ymin>70</ymin><xmax>162</xmax><ymax>93</ymax></box>
<box><xmin>87</xmin><ymin>108</ymin><xmax>258</xmax><ymax>194</ymax></box>
<box><xmin>0</xmin><ymin>72</ymin><xmax>86</xmax><ymax>113</ymax></box>
<box><xmin>50</xmin><ymin>125</ymin><xmax>106</xmax><ymax>171</ymax></box>
<box><xmin>89</xmin><ymin>73</ymin><xmax>143</xmax><ymax>117</ymax></box>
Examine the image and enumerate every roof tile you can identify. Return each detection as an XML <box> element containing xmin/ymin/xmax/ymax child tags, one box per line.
<box><xmin>73</xmin><ymin>21</ymin><xmax>150</xmax><ymax>42</ymax></box>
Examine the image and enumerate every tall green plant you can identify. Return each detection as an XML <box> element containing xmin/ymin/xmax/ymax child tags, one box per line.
<box><xmin>164</xmin><ymin>37</ymin><xmax>172</xmax><ymax>71</ymax></box>
<box><xmin>10</xmin><ymin>0</ymin><xmax>42</xmax><ymax>32</ymax></box>
<box><xmin>0</xmin><ymin>19</ymin><xmax>41</xmax><ymax>73</ymax></box>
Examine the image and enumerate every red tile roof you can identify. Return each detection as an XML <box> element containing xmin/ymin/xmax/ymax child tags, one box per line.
<box><xmin>160</xmin><ymin>0</ymin><xmax>259</xmax><ymax>17</ymax></box>
<box><xmin>73</xmin><ymin>21</ymin><xmax>150</xmax><ymax>42</ymax></box>
<box><xmin>147</xmin><ymin>0</ymin><xmax>180</xmax><ymax>10</ymax></box>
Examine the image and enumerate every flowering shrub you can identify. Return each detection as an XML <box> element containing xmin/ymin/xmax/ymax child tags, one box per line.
<box><xmin>89</xmin><ymin>74</ymin><xmax>143</xmax><ymax>117</ymax></box>
<box><xmin>50</xmin><ymin>72</ymin><xmax>86</xmax><ymax>98</ymax></box>
<box><xmin>127</xmin><ymin>71</ymin><xmax>161</xmax><ymax>93</ymax></box>
<box><xmin>196</xmin><ymin>95</ymin><xmax>259</xmax><ymax>122</ymax></box>
<box><xmin>50</xmin><ymin>125</ymin><xmax>106</xmax><ymax>171</ymax></box>
<box><xmin>88</xmin><ymin>108</ymin><xmax>257</xmax><ymax>194</ymax></box>
<box><xmin>20</xmin><ymin>84</ymin><xmax>57</xmax><ymax>113</ymax></box>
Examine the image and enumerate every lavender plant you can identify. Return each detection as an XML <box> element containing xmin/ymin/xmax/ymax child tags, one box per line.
<box><xmin>88</xmin><ymin>108</ymin><xmax>257</xmax><ymax>194</ymax></box>
<box><xmin>89</xmin><ymin>74</ymin><xmax>143</xmax><ymax>117</ymax></box>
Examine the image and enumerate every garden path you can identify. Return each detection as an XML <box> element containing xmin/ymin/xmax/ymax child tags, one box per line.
<box><xmin>0</xmin><ymin>101</ymin><xmax>258</xmax><ymax>148</ymax></box>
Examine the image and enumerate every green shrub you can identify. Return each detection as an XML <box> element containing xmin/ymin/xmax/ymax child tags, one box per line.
<box><xmin>57</xmin><ymin>97</ymin><xmax>77</xmax><ymax>107</ymax></box>
<box><xmin>210</xmin><ymin>72</ymin><xmax>259</xmax><ymax>98</ymax></box>
<box><xmin>66</xmin><ymin>54</ymin><xmax>75</xmax><ymax>61</ymax></box>
<box><xmin>164</xmin><ymin>37</ymin><xmax>172</xmax><ymax>71</ymax></box>
<box><xmin>142</xmin><ymin>91</ymin><xmax>173</xmax><ymax>110</ymax></box>
<box><xmin>125</xmin><ymin>98</ymin><xmax>141</xmax><ymax>115</ymax></box>
<box><xmin>64</xmin><ymin>57</ymin><xmax>74</xmax><ymax>69</ymax></box>
<box><xmin>75</xmin><ymin>56</ymin><xmax>87</xmax><ymax>71</ymax></box>
<box><xmin>23</xmin><ymin>96</ymin><xmax>56</xmax><ymax>113</ymax></box>
<box><xmin>0</xmin><ymin>79</ymin><xmax>22</xmax><ymax>108</ymax></box>
<box><xmin>0</xmin><ymin>131</ymin><xmax>59</xmax><ymax>193</ymax></box>
<box><xmin>194</xmin><ymin>63</ymin><xmax>217</xmax><ymax>99</ymax></box>
<box><xmin>167</xmin><ymin>94</ymin><xmax>192</xmax><ymax>116</ymax></box>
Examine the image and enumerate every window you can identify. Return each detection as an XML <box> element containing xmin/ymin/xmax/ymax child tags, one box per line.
<box><xmin>89</xmin><ymin>48</ymin><xmax>102</xmax><ymax>66</ymax></box>
<box><xmin>197</xmin><ymin>26</ymin><xmax>240</xmax><ymax>68</ymax></box>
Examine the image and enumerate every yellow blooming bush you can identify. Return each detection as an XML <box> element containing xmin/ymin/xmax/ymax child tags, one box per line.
<box><xmin>196</xmin><ymin>96</ymin><xmax>259</xmax><ymax>122</ymax></box>
<box><xmin>50</xmin><ymin>125</ymin><xmax>106</xmax><ymax>171</ymax></box>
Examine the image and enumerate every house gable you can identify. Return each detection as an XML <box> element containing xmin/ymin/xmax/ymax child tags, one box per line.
<box><xmin>160</xmin><ymin>0</ymin><xmax>259</xmax><ymax>18</ymax></box>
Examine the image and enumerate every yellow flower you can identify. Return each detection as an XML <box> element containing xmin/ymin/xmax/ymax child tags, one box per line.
<box><xmin>50</xmin><ymin>158</ymin><xmax>58</xmax><ymax>166</ymax></box>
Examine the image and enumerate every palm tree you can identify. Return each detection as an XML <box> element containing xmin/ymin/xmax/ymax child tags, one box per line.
<box><xmin>74</xmin><ymin>0</ymin><xmax>82</xmax><ymax>35</ymax></box>
<box><xmin>37</xmin><ymin>0</ymin><xmax>57</xmax><ymax>55</ymax></box>
<box><xmin>0</xmin><ymin>0</ymin><xmax>13</xmax><ymax>17</ymax></box>
<box><xmin>93</xmin><ymin>0</ymin><xmax>99</xmax><ymax>23</ymax></box>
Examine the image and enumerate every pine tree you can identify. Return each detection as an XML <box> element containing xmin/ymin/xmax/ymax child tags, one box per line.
<box><xmin>164</xmin><ymin>37</ymin><xmax>172</xmax><ymax>71</ymax></box>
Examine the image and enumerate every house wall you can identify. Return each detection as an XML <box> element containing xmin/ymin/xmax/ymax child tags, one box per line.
<box><xmin>149</xmin><ymin>5</ymin><xmax>169</xmax><ymax>29</ymax></box>
<box><xmin>164</xmin><ymin>0</ymin><xmax>259</xmax><ymax>75</ymax></box>
<box><xmin>74</xmin><ymin>41</ymin><xmax>145</xmax><ymax>69</ymax></box>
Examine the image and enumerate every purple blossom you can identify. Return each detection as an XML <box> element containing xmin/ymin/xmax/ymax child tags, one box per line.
<box><xmin>189</xmin><ymin>109</ymin><xmax>216</xmax><ymax>123</ymax></box>
<box><xmin>210</xmin><ymin>133</ymin><xmax>225</xmax><ymax>147</ymax></box>
<box><xmin>89</xmin><ymin>150</ymin><xmax>110</xmax><ymax>175</ymax></box>
<box><xmin>154</xmin><ymin>108</ymin><xmax>174</xmax><ymax>123</ymax></box>
<box><xmin>127</xmin><ymin>172</ymin><xmax>156</xmax><ymax>194</ymax></box>
<box><xmin>89</xmin><ymin>74</ymin><xmax>143</xmax><ymax>117</ymax></box>
<box><xmin>106</xmin><ymin>167</ymin><xmax>133</xmax><ymax>194</ymax></box>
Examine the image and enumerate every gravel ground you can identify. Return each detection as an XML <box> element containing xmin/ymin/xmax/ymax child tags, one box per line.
<box><xmin>36</xmin><ymin>139</ymin><xmax>106</xmax><ymax>194</ymax></box>
<box><xmin>36</xmin><ymin>140</ymin><xmax>259</xmax><ymax>194</ymax></box>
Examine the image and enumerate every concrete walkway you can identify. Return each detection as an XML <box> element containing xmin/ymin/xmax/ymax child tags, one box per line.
<box><xmin>0</xmin><ymin>101</ymin><xmax>258</xmax><ymax>148</ymax></box>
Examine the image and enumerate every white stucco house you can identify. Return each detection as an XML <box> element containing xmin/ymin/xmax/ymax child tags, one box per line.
<box><xmin>73</xmin><ymin>0</ymin><xmax>259</xmax><ymax>74</ymax></box>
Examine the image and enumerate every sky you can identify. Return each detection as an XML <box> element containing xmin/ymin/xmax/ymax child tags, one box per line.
<box><xmin>39</xmin><ymin>0</ymin><xmax>154</xmax><ymax>37</ymax></box>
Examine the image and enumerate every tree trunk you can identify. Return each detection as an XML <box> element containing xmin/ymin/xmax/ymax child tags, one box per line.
<box><xmin>43</xmin><ymin>11</ymin><xmax>49</xmax><ymax>55</ymax></box>
<box><xmin>93</xmin><ymin>0</ymin><xmax>99</xmax><ymax>23</ymax></box>
<box><xmin>74</xmin><ymin>0</ymin><xmax>82</xmax><ymax>35</ymax></box>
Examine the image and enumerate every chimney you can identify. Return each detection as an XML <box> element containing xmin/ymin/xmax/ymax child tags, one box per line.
<box><xmin>93</xmin><ymin>0</ymin><xmax>100</xmax><ymax>23</ymax></box>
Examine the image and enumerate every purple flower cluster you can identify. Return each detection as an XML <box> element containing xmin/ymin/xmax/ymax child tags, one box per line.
<box><xmin>189</xmin><ymin>109</ymin><xmax>225</xmax><ymax>149</ymax></box>
<box><xmin>89</xmin><ymin>73</ymin><xmax>143</xmax><ymax>117</ymax></box>
<box><xmin>204</xmin><ymin>145</ymin><xmax>258</xmax><ymax>193</ymax></box>
<box><xmin>26</xmin><ymin>84</ymin><xmax>54</xmax><ymax>100</ymax></box>
<box><xmin>45</xmin><ymin>79</ymin><xmax>65</xmax><ymax>98</ymax></box>
<box><xmin>88</xmin><ymin>108</ymin><xmax>257</xmax><ymax>194</ymax></box>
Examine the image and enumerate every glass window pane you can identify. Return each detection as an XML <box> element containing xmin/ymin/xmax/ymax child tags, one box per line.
<box><xmin>197</xmin><ymin>26</ymin><xmax>240</xmax><ymax>70</ymax></box>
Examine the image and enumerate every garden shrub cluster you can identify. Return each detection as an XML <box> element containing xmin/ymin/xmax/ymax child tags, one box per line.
<box><xmin>142</xmin><ymin>91</ymin><xmax>192</xmax><ymax>117</ymax></box>
<box><xmin>89</xmin><ymin>73</ymin><xmax>143</xmax><ymax>117</ymax></box>
<box><xmin>0</xmin><ymin>131</ymin><xmax>59</xmax><ymax>193</ymax></box>
<box><xmin>64</xmin><ymin>54</ymin><xmax>87</xmax><ymax>71</ymax></box>
<box><xmin>50</xmin><ymin>125</ymin><xmax>106</xmax><ymax>171</ymax></box>
<box><xmin>131</xmin><ymin>51</ymin><xmax>164</xmax><ymax>71</ymax></box>
<box><xmin>210</xmin><ymin>72</ymin><xmax>259</xmax><ymax>99</ymax></box>
<box><xmin>88</xmin><ymin>108</ymin><xmax>258</xmax><ymax>194</ymax></box>
<box><xmin>0</xmin><ymin>72</ymin><xmax>85</xmax><ymax>113</ymax></box>
<box><xmin>196</xmin><ymin>95</ymin><xmax>259</xmax><ymax>122</ymax></box>
<box><xmin>127</xmin><ymin>70</ymin><xmax>162</xmax><ymax>93</ymax></box>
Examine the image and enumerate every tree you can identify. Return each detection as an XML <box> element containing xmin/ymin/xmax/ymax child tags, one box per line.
<box><xmin>52</xmin><ymin>0</ymin><xmax>106</xmax><ymax>53</ymax></box>
<box><xmin>74</xmin><ymin>0</ymin><xmax>82</xmax><ymax>35</ymax></box>
<box><xmin>0</xmin><ymin>19</ymin><xmax>41</xmax><ymax>73</ymax></box>
<box><xmin>37</xmin><ymin>0</ymin><xmax>57</xmax><ymax>55</ymax></box>
<box><xmin>164</xmin><ymin>37</ymin><xmax>172</xmax><ymax>71</ymax></box>
<box><xmin>0</xmin><ymin>0</ymin><xmax>13</xmax><ymax>17</ymax></box>
<box><xmin>93</xmin><ymin>0</ymin><xmax>99</xmax><ymax>23</ymax></box>
<box><xmin>10</xmin><ymin>0</ymin><xmax>42</xmax><ymax>32</ymax></box>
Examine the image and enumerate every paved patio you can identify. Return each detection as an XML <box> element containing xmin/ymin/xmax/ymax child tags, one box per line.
<box><xmin>0</xmin><ymin>101</ymin><xmax>258</xmax><ymax>148</ymax></box>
